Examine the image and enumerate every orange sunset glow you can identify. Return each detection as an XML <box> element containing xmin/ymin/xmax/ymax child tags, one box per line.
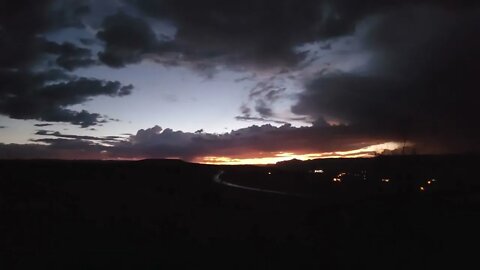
<box><xmin>196</xmin><ymin>142</ymin><xmax>404</xmax><ymax>165</ymax></box>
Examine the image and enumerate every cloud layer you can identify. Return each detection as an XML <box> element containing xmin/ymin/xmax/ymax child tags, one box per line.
<box><xmin>0</xmin><ymin>123</ymin><xmax>402</xmax><ymax>160</ymax></box>
<box><xmin>0</xmin><ymin>0</ymin><xmax>133</xmax><ymax>127</ymax></box>
<box><xmin>0</xmin><ymin>69</ymin><xmax>132</xmax><ymax>127</ymax></box>
<box><xmin>0</xmin><ymin>0</ymin><xmax>479</xmax><ymax>159</ymax></box>
<box><xmin>292</xmin><ymin>6</ymin><xmax>480</xmax><ymax>153</ymax></box>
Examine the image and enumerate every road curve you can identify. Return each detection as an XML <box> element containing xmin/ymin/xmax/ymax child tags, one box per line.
<box><xmin>213</xmin><ymin>171</ymin><xmax>310</xmax><ymax>198</ymax></box>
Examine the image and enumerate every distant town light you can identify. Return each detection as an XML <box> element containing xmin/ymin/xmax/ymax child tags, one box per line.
<box><xmin>268</xmin><ymin>172</ymin><xmax>272</xmax><ymax>175</ymax></box>
<box><xmin>420</xmin><ymin>186</ymin><xmax>425</xmax><ymax>191</ymax></box>
<box><xmin>332</xmin><ymin>172</ymin><xmax>346</xmax><ymax>182</ymax></box>
<box><xmin>426</xmin><ymin>178</ymin><xmax>437</xmax><ymax>185</ymax></box>
<box><xmin>314</xmin><ymin>169</ymin><xmax>324</xmax><ymax>174</ymax></box>
<box><xmin>381</xmin><ymin>178</ymin><xmax>390</xmax><ymax>183</ymax></box>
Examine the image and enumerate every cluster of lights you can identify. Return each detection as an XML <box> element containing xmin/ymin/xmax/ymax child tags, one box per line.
<box><xmin>314</xmin><ymin>169</ymin><xmax>324</xmax><ymax>174</ymax></box>
<box><xmin>419</xmin><ymin>178</ymin><xmax>437</xmax><ymax>192</ymax></box>
<box><xmin>362</xmin><ymin>170</ymin><xmax>367</xmax><ymax>180</ymax></box>
<box><xmin>333</xmin><ymin>172</ymin><xmax>347</xmax><ymax>182</ymax></box>
<box><xmin>381</xmin><ymin>178</ymin><xmax>391</xmax><ymax>183</ymax></box>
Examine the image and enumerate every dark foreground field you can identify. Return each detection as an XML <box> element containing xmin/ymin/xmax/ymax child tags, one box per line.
<box><xmin>1</xmin><ymin>156</ymin><xmax>479</xmax><ymax>269</ymax></box>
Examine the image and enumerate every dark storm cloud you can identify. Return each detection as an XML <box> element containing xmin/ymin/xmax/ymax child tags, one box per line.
<box><xmin>235</xmin><ymin>116</ymin><xmax>290</xmax><ymax>125</ymax></box>
<box><xmin>126</xmin><ymin>0</ymin><xmax>360</xmax><ymax>69</ymax></box>
<box><xmin>29</xmin><ymin>138</ymin><xmax>102</xmax><ymax>149</ymax></box>
<box><xmin>121</xmin><ymin>0</ymin><xmax>478</xmax><ymax>72</ymax></box>
<box><xmin>0</xmin><ymin>122</ymin><xmax>400</xmax><ymax>160</ymax></box>
<box><xmin>96</xmin><ymin>11</ymin><xmax>164</xmax><ymax>67</ymax></box>
<box><xmin>240</xmin><ymin>105</ymin><xmax>251</xmax><ymax>116</ymax></box>
<box><xmin>254</xmin><ymin>100</ymin><xmax>273</xmax><ymax>118</ymax></box>
<box><xmin>103</xmin><ymin>124</ymin><xmax>398</xmax><ymax>160</ymax></box>
<box><xmin>292</xmin><ymin>6</ymin><xmax>480</xmax><ymax>153</ymax></box>
<box><xmin>265</xmin><ymin>88</ymin><xmax>287</xmax><ymax>102</ymax></box>
<box><xmin>41</xmin><ymin>110</ymin><xmax>102</xmax><ymax>128</ymax></box>
<box><xmin>249</xmin><ymin>81</ymin><xmax>282</xmax><ymax>99</ymax></box>
<box><xmin>238</xmin><ymin>78</ymin><xmax>290</xmax><ymax>122</ymax></box>
<box><xmin>1</xmin><ymin>0</ymin><xmax>479</xmax><ymax>160</ymax></box>
<box><xmin>0</xmin><ymin>121</ymin><xmax>427</xmax><ymax>160</ymax></box>
<box><xmin>42</xmin><ymin>39</ymin><xmax>97</xmax><ymax>71</ymax></box>
<box><xmin>0</xmin><ymin>1</ymin><xmax>134</xmax><ymax>127</ymax></box>
<box><xmin>48</xmin><ymin>0</ymin><xmax>91</xmax><ymax>28</ymax></box>
<box><xmin>0</xmin><ymin>0</ymin><xmax>91</xmax><ymax>70</ymax></box>
<box><xmin>96</xmin><ymin>11</ymin><xmax>186</xmax><ymax>68</ymax></box>
<box><xmin>93</xmin><ymin>0</ymin><xmax>367</xmax><ymax>69</ymax></box>
<box><xmin>0</xmin><ymin>129</ymin><xmax>123</xmax><ymax>160</ymax></box>
<box><xmin>0</xmin><ymin>69</ymin><xmax>133</xmax><ymax>127</ymax></box>
<box><xmin>34</xmin><ymin>130</ymin><xmax>125</xmax><ymax>143</ymax></box>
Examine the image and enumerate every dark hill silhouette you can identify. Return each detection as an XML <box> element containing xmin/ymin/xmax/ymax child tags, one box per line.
<box><xmin>0</xmin><ymin>155</ymin><xmax>479</xmax><ymax>269</ymax></box>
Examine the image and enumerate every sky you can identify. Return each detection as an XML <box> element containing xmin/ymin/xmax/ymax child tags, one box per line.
<box><xmin>0</xmin><ymin>0</ymin><xmax>478</xmax><ymax>163</ymax></box>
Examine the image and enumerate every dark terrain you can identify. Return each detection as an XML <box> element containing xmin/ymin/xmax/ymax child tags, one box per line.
<box><xmin>0</xmin><ymin>155</ymin><xmax>479</xmax><ymax>269</ymax></box>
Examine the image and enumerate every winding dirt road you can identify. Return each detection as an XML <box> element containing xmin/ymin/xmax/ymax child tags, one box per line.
<box><xmin>213</xmin><ymin>171</ymin><xmax>310</xmax><ymax>198</ymax></box>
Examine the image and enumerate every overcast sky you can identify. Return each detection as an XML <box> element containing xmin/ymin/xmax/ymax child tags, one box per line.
<box><xmin>0</xmin><ymin>0</ymin><xmax>478</xmax><ymax>163</ymax></box>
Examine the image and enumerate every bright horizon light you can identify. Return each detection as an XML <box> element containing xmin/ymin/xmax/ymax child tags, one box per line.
<box><xmin>196</xmin><ymin>141</ymin><xmax>404</xmax><ymax>165</ymax></box>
